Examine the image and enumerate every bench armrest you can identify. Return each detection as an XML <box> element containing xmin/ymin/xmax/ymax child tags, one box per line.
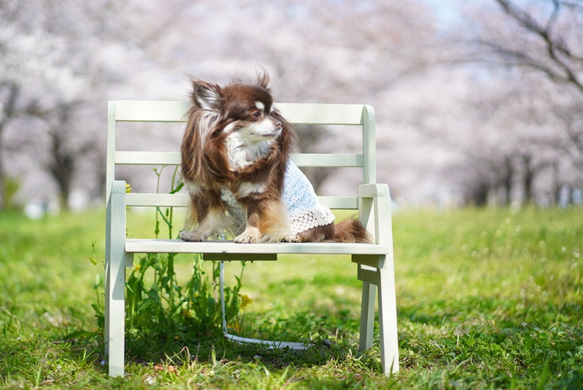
<box><xmin>359</xmin><ymin>183</ymin><xmax>390</xmax><ymax>198</ymax></box>
<box><xmin>106</xmin><ymin>180</ymin><xmax>130</xmax><ymax>266</ymax></box>
<box><xmin>110</xmin><ymin>180</ymin><xmax>128</xmax><ymax>196</ymax></box>
<box><xmin>358</xmin><ymin>183</ymin><xmax>393</xmax><ymax>246</ymax></box>
<box><xmin>107</xmin><ymin>180</ymin><xmax>128</xmax><ymax>221</ymax></box>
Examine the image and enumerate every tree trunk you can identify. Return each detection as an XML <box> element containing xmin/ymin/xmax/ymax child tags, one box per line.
<box><xmin>48</xmin><ymin>131</ymin><xmax>74</xmax><ymax>212</ymax></box>
<box><xmin>521</xmin><ymin>154</ymin><xmax>534</xmax><ymax>204</ymax></box>
<box><xmin>501</xmin><ymin>156</ymin><xmax>514</xmax><ymax>206</ymax></box>
<box><xmin>0</xmin><ymin>83</ymin><xmax>21</xmax><ymax>210</ymax></box>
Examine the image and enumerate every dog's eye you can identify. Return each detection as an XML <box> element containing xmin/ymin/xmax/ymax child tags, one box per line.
<box><xmin>252</xmin><ymin>110</ymin><xmax>262</xmax><ymax>119</ymax></box>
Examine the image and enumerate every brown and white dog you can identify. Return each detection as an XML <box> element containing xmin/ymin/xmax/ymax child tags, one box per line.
<box><xmin>179</xmin><ymin>72</ymin><xmax>369</xmax><ymax>244</ymax></box>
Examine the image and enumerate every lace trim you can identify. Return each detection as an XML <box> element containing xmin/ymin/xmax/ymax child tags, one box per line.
<box><xmin>289</xmin><ymin>205</ymin><xmax>335</xmax><ymax>235</ymax></box>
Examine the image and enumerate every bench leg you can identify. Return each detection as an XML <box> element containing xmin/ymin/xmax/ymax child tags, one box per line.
<box><xmin>378</xmin><ymin>266</ymin><xmax>399</xmax><ymax>374</ymax></box>
<box><xmin>356</xmin><ymin>258</ymin><xmax>399</xmax><ymax>375</ymax></box>
<box><xmin>105</xmin><ymin>185</ymin><xmax>127</xmax><ymax>377</ymax></box>
<box><xmin>359</xmin><ymin>280</ymin><xmax>376</xmax><ymax>351</ymax></box>
<box><xmin>105</xmin><ymin>245</ymin><xmax>126</xmax><ymax>377</ymax></box>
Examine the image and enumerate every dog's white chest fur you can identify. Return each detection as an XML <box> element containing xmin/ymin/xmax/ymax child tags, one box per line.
<box><xmin>226</xmin><ymin>132</ymin><xmax>275</xmax><ymax>170</ymax></box>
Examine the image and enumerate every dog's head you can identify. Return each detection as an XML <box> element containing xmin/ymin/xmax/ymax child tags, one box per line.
<box><xmin>191</xmin><ymin>72</ymin><xmax>284</xmax><ymax>143</ymax></box>
<box><xmin>182</xmin><ymin>72</ymin><xmax>296</xmax><ymax>184</ymax></box>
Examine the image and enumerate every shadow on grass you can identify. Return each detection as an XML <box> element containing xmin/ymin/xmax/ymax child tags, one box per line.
<box><xmin>118</xmin><ymin>318</ymin><xmax>379</xmax><ymax>373</ymax></box>
<box><xmin>50</xmin><ymin>306</ymin><xmax>381</xmax><ymax>377</ymax></box>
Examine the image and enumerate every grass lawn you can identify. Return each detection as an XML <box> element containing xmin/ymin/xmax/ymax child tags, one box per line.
<box><xmin>0</xmin><ymin>206</ymin><xmax>581</xmax><ymax>389</ymax></box>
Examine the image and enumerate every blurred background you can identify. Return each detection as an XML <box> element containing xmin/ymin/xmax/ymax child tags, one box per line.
<box><xmin>1</xmin><ymin>0</ymin><xmax>582</xmax><ymax>214</ymax></box>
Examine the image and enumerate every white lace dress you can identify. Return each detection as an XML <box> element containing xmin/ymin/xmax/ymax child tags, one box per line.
<box><xmin>221</xmin><ymin>161</ymin><xmax>335</xmax><ymax>235</ymax></box>
<box><xmin>282</xmin><ymin>161</ymin><xmax>335</xmax><ymax>235</ymax></box>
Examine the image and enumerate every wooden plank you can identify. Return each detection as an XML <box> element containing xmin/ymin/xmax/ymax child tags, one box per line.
<box><xmin>115</xmin><ymin>151</ymin><xmax>363</xmax><ymax>168</ymax></box>
<box><xmin>203</xmin><ymin>253</ymin><xmax>277</xmax><ymax>261</ymax></box>
<box><xmin>116</xmin><ymin>151</ymin><xmax>181</xmax><ymax>165</ymax></box>
<box><xmin>114</xmin><ymin>101</ymin><xmax>190</xmax><ymax>122</ymax></box>
<box><xmin>125</xmin><ymin>239</ymin><xmax>390</xmax><ymax>255</ymax></box>
<box><xmin>362</xmin><ymin>105</ymin><xmax>376</xmax><ymax>183</ymax></box>
<box><xmin>126</xmin><ymin>193</ymin><xmax>189</xmax><ymax>207</ymax></box>
<box><xmin>291</xmin><ymin>154</ymin><xmax>363</xmax><ymax>167</ymax></box>
<box><xmin>125</xmin><ymin>193</ymin><xmax>356</xmax><ymax>209</ymax></box>
<box><xmin>276</xmin><ymin>103</ymin><xmax>365</xmax><ymax>125</ymax></box>
<box><xmin>112</xmin><ymin>100</ymin><xmax>366</xmax><ymax>125</ymax></box>
<box><xmin>319</xmin><ymin>197</ymin><xmax>358</xmax><ymax>209</ymax></box>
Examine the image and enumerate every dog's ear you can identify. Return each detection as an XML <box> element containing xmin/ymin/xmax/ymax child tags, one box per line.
<box><xmin>191</xmin><ymin>80</ymin><xmax>223</xmax><ymax>110</ymax></box>
<box><xmin>255</xmin><ymin>70</ymin><xmax>271</xmax><ymax>91</ymax></box>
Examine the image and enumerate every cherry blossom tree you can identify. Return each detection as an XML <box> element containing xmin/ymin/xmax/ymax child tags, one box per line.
<box><xmin>0</xmin><ymin>0</ymin><xmax>145</xmax><ymax>209</ymax></box>
<box><xmin>441</xmin><ymin>0</ymin><xmax>583</xmax><ymax>206</ymax></box>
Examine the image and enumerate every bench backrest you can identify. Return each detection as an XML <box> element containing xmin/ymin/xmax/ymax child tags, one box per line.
<box><xmin>106</xmin><ymin>100</ymin><xmax>377</xmax><ymax>212</ymax></box>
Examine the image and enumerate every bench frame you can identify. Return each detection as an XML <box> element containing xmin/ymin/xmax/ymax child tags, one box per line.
<box><xmin>105</xmin><ymin>100</ymin><xmax>399</xmax><ymax>377</ymax></box>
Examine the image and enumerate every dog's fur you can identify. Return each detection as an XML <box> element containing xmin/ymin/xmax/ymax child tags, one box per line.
<box><xmin>179</xmin><ymin>72</ymin><xmax>369</xmax><ymax>244</ymax></box>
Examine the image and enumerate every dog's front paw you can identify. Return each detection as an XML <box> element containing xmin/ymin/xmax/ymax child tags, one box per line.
<box><xmin>234</xmin><ymin>232</ymin><xmax>257</xmax><ymax>244</ymax></box>
<box><xmin>180</xmin><ymin>230</ymin><xmax>207</xmax><ymax>242</ymax></box>
<box><xmin>234</xmin><ymin>230</ymin><xmax>260</xmax><ymax>244</ymax></box>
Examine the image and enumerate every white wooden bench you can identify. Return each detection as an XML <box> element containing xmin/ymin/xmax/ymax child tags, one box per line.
<box><xmin>105</xmin><ymin>100</ymin><xmax>399</xmax><ymax>377</ymax></box>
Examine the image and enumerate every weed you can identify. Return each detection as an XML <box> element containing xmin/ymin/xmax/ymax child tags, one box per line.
<box><xmin>93</xmin><ymin>166</ymin><xmax>245</xmax><ymax>362</ymax></box>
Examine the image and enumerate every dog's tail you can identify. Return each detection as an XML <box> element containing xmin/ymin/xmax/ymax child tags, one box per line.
<box><xmin>333</xmin><ymin>219</ymin><xmax>371</xmax><ymax>243</ymax></box>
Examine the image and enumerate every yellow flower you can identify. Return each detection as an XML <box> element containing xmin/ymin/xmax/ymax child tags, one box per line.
<box><xmin>135</xmin><ymin>264</ymin><xmax>141</xmax><ymax>271</ymax></box>
<box><xmin>240</xmin><ymin>294</ymin><xmax>253</xmax><ymax>309</ymax></box>
<box><xmin>229</xmin><ymin>322</ymin><xmax>242</xmax><ymax>333</ymax></box>
<box><xmin>125</xmin><ymin>183</ymin><xmax>132</xmax><ymax>209</ymax></box>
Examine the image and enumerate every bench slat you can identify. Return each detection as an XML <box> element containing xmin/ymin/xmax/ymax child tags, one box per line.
<box><xmin>292</xmin><ymin>154</ymin><xmax>363</xmax><ymax>167</ymax></box>
<box><xmin>116</xmin><ymin>151</ymin><xmax>180</xmax><ymax>165</ymax></box>
<box><xmin>276</xmin><ymin>103</ymin><xmax>365</xmax><ymax>125</ymax></box>
<box><xmin>114</xmin><ymin>101</ymin><xmax>190</xmax><ymax>122</ymax></box>
<box><xmin>125</xmin><ymin>239</ymin><xmax>390</xmax><ymax>255</ymax></box>
<box><xmin>116</xmin><ymin>151</ymin><xmax>363</xmax><ymax>167</ymax></box>
<box><xmin>318</xmin><ymin>196</ymin><xmax>358</xmax><ymax>209</ymax></box>
<box><xmin>126</xmin><ymin>193</ymin><xmax>358</xmax><ymax>209</ymax></box>
<box><xmin>126</xmin><ymin>193</ymin><xmax>189</xmax><ymax>207</ymax></box>
<box><xmin>113</xmin><ymin>100</ymin><xmax>366</xmax><ymax>125</ymax></box>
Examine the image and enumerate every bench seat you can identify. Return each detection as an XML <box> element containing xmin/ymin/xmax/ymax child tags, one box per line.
<box><xmin>126</xmin><ymin>239</ymin><xmax>390</xmax><ymax>256</ymax></box>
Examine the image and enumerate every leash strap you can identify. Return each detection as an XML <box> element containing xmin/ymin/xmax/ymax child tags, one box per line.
<box><xmin>219</xmin><ymin>260</ymin><xmax>310</xmax><ymax>350</ymax></box>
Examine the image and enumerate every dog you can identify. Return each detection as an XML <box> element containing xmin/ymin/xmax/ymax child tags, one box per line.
<box><xmin>179</xmin><ymin>72</ymin><xmax>369</xmax><ymax>244</ymax></box>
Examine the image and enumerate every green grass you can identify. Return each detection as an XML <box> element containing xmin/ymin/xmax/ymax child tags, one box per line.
<box><xmin>0</xmin><ymin>207</ymin><xmax>582</xmax><ymax>388</ymax></box>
